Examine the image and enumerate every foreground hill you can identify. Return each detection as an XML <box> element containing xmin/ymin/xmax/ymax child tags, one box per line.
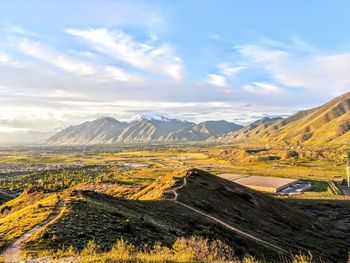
<box><xmin>47</xmin><ymin>114</ymin><xmax>242</xmax><ymax>144</ymax></box>
<box><xmin>6</xmin><ymin>169</ymin><xmax>347</xmax><ymax>262</ymax></box>
<box><xmin>216</xmin><ymin>92</ymin><xmax>350</xmax><ymax>145</ymax></box>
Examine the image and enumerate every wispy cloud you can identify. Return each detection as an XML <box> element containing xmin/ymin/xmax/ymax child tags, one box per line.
<box><xmin>18</xmin><ymin>39</ymin><xmax>96</xmax><ymax>75</ymax></box>
<box><xmin>236</xmin><ymin>41</ymin><xmax>350</xmax><ymax>95</ymax></box>
<box><xmin>66</xmin><ymin>28</ymin><xmax>183</xmax><ymax>80</ymax></box>
<box><xmin>15</xmin><ymin>38</ymin><xmax>142</xmax><ymax>82</ymax></box>
<box><xmin>217</xmin><ymin>63</ymin><xmax>245</xmax><ymax>76</ymax></box>
<box><xmin>242</xmin><ymin>82</ymin><xmax>281</xmax><ymax>94</ymax></box>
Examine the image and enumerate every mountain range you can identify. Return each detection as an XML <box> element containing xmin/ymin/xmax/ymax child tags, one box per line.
<box><xmin>47</xmin><ymin>114</ymin><xmax>243</xmax><ymax>144</ymax></box>
<box><xmin>214</xmin><ymin>91</ymin><xmax>350</xmax><ymax>145</ymax></box>
<box><xmin>48</xmin><ymin>92</ymin><xmax>350</xmax><ymax>146</ymax></box>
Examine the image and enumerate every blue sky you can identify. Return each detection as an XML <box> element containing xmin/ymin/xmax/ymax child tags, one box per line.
<box><xmin>0</xmin><ymin>0</ymin><xmax>349</xmax><ymax>143</ymax></box>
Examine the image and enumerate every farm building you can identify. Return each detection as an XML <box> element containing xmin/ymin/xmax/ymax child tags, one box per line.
<box><xmin>217</xmin><ymin>173</ymin><xmax>299</xmax><ymax>193</ymax></box>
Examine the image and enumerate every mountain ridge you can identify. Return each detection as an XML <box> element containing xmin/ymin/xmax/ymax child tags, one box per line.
<box><xmin>48</xmin><ymin>92</ymin><xmax>350</xmax><ymax>146</ymax></box>
<box><xmin>214</xmin><ymin>92</ymin><xmax>350</xmax><ymax>145</ymax></box>
<box><xmin>47</xmin><ymin>115</ymin><xmax>242</xmax><ymax>145</ymax></box>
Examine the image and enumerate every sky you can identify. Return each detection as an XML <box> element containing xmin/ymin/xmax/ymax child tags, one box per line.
<box><xmin>0</xmin><ymin>0</ymin><xmax>350</xmax><ymax>143</ymax></box>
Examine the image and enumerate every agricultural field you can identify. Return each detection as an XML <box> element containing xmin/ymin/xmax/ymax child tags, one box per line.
<box><xmin>0</xmin><ymin>144</ymin><xmax>349</xmax><ymax>200</ymax></box>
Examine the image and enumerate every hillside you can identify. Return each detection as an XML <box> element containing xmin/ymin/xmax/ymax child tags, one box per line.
<box><xmin>111</xmin><ymin>116</ymin><xmax>193</xmax><ymax>143</ymax></box>
<box><xmin>47</xmin><ymin>115</ymin><xmax>242</xmax><ymax>145</ymax></box>
<box><xmin>48</xmin><ymin>117</ymin><xmax>128</xmax><ymax>145</ymax></box>
<box><xmin>166</xmin><ymin>120</ymin><xmax>243</xmax><ymax>141</ymax></box>
<box><xmin>6</xmin><ymin>169</ymin><xmax>347</xmax><ymax>262</ymax></box>
<box><xmin>217</xmin><ymin>92</ymin><xmax>350</xmax><ymax>145</ymax></box>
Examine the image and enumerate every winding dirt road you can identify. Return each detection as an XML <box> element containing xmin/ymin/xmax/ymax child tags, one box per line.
<box><xmin>2</xmin><ymin>200</ymin><xmax>65</xmax><ymax>263</ymax></box>
<box><xmin>165</xmin><ymin>176</ymin><xmax>290</xmax><ymax>256</ymax></box>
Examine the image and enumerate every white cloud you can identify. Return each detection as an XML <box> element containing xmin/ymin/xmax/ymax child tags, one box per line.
<box><xmin>208</xmin><ymin>74</ymin><xmax>228</xmax><ymax>88</ymax></box>
<box><xmin>0</xmin><ymin>51</ymin><xmax>23</xmax><ymax>68</ymax></box>
<box><xmin>236</xmin><ymin>43</ymin><xmax>350</xmax><ymax>94</ymax></box>
<box><xmin>5</xmin><ymin>24</ymin><xmax>39</xmax><ymax>38</ymax></box>
<box><xmin>98</xmin><ymin>66</ymin><xmax>143</xmax><ymax>82</ymax></box>
<box><xmin>243</xmin><ymin>82</ymin><xmax>281</xmax><ymax>94</ymax></box>
<box><xmin>217</xmin><ymin>63</ymin><xmax>245</xmax><ymax>76</ymax></box>
<box><xmin>0</xmin><ymin>98</ymin><xmax>290</xmax><ymax>133</ymax></box>
<box><xmin>66</xmin><ymin>28</ymin><xmax>183</xmax><ymax>80</ymax></box>
<box><xmin>16</xmin><ymin>38</ymin><xmax>141</xmax><ymax>82</ymax></box>
<box><xmin>0</xmin><ymin>51</ymin><xmax>11</xmax><ymax>64</ymax></box>
<box><xmin>18</xmin><ymin>39</ymin><xmax>96</xmax><ymax>75</ymax></box>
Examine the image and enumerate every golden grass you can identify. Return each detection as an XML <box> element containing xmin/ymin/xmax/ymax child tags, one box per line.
<box><xmin>30</xmin><ymin>237</ymin><xmax>321</xmax><ymax>263</ymax></box>
<box><xmin>34</xmin><ymin>237</ymin><xmax>237</xmax><ymax>262</ymax></box>
<box><xmin>0</xmin><ymin>192</ymin><xmax>61</xmax><ymax>249</ymax></box>
<box><xmin>131</xmin><ymin>168</ymin><xmax>188</xmax><ymax>200</ymax></box>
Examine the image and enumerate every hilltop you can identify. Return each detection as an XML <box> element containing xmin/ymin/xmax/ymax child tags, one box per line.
<box><xmin>215</xmin><ymin>92</ymin><xmax>350</xmax><ymax>146</ymax></box>
<box><xmin>2</xmin><ymin>169</ymin><xmax>347</xmax><ymax>262</ymax></box>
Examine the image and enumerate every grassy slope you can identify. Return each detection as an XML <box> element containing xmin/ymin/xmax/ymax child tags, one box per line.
<box><xmin>0</xmin><ymin>191</ymin><xmax>61</xmax><ymax>251</ymax></box>
<box><xmin>22</xmin><ymin>169</ymin><xmax>350</xmax><ymax>262</ymax></box>
<box><xmin>227</xmin><ymin>92</ymin><xmax>350</xmax><ymax>146</ymax></box>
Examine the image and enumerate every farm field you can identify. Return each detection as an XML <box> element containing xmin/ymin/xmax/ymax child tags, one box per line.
<box><xmin>0</xmin><ymin>144</ymin><xmax>348</xmax><ymax>200</ymax></box>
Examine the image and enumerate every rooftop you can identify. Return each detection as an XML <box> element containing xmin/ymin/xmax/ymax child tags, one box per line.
<box><xmin>217</xmin><ymin>174</ymin><xmax>299</xmax><ymax>193</ymax></box>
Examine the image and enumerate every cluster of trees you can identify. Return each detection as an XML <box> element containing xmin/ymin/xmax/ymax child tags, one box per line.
<box><xmin>0</xmin><ymin>167</ymin><xmax>108</xmax><ymax>192</ymax></box>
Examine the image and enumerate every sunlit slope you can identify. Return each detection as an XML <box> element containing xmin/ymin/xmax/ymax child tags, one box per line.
<box><xmin>0</xmin><ymin>190</ymin><xmax>61</xmax><ymax>250</ymax></box>
<box><xmin>227</xmin><ymin>92</ymin><xmax>350</xmax><ymax>145</ymax></box>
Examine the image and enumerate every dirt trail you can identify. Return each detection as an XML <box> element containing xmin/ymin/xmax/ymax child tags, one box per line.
<box><xmin>0</xmin><ymin>190</ymin><xmax>15</xmax><ymax>199</ymax></box>
<box><xmin>165</xmin><ymin>176</ymin><xmax>290</xmax><ymax>256</ymax></box>
<box><xmin>2</xmin><ymin>200</ymin><xmax>65</xmax><ymax>263</ymax></box>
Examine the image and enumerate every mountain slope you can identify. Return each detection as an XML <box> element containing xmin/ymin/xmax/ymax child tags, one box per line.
<box><xmin>220</xmin><ymin>92</ymin><xmax>350</xmax><ymax>145</ymax></box>
<box><xmin>112</xmin><ymin>117</ymin><xmax>194</xmax><ymax>143</ymax></box>
<box><xmin>211</xmin><ymin>117</ymin><xmax>282</xmax><ymax>142</ymax></box>
<box><xmin>166</xmin><ymin>120</ymin><xmax>243</xmax><ymax>141</ymax></box>
<box><xmin>19</xmin><ymin>169</ymin><xmax>349</xmax><ymax>262</ymax></box>
<box><xmin>47</xmin><ymin>115</ymin><xmax>242</xmax><ymax>144</ymax></box>
<box><xmin>48</xmin><ymin>117</ymin><xmax>128</xmax><ymax>144</ymax></box>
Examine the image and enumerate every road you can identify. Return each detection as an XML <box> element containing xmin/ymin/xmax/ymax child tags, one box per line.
<box><xmin>165</xmin><ymin>175</ymin><xmax>290</xmax><ymax>256</ymax></box>
<box><xmin>2</xmin><ymin>200</ymin><xmax>65</xmax><ymax>263</ymax></box>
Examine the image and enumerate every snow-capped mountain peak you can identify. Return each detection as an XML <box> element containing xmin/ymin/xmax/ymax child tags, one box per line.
<box><xmin>129</xmin><ymin>113</ymin><xmax>179</xmax><ymax>122</ymax></box>
<box><xmin>141</xmin><ymin>114</ymin><xmax>171</xmax><ymax>122</ymax></box>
